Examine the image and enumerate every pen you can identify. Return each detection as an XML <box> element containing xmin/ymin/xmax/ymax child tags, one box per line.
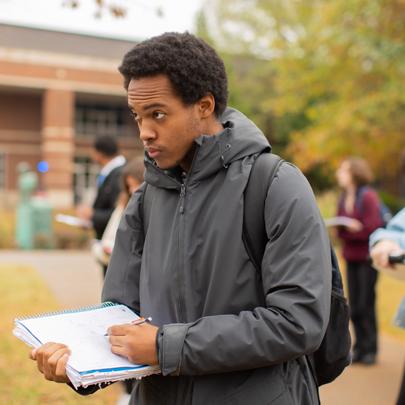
<box><xmin>131</xmin><ymin>316</ymin><xmax>152</xmax><ymax>325</ymax></box>
<box><xmin>104</xmin><ymin>316</ymin><xmax>152</xmax><ymax>336</ymax></box>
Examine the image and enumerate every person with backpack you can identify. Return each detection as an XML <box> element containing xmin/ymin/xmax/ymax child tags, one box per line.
<box><xmin>29</xmin><ymin>32</ymin><xmax>335</xmax><ymax>405</ymax></box>
<box><xmin>335</xmin><ymin>157</ymin><xmax>384</xmax><ymax>365</ymax></box>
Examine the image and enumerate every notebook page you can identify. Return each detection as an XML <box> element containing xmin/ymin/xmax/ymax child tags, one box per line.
<box><xmin>17</xmin><ymin>304</ymin><xmax>145</xmax><ymax>373</ymax></box>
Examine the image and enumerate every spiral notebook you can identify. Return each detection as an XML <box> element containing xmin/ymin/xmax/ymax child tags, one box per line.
<box><xmin>13</xmin><ymin>302</ymin><xmax>160</xmax><ymax>388</ymax></box>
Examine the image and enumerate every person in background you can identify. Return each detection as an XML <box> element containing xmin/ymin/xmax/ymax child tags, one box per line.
<box><xmin>77</xmin><ymin>135</ymin><xmax>126</xmax><ymax>276</ymax></box>
<box><xmin>92</xmin><ymin>156</ymin><xmax>145</xmax><ymax>268</ymax></box>
<box><xmin>335</xmin><ymin>157</ymin><xmax>383</xmax><ymax>365</ymax></box>
<box><xmin>92</xmin><ymin>156</ymin><xmax>145</xmax><ymax>405</ymax></box>
<box><xmin>370</xmin><ymin>207</ymin><xmax>405</xmax><ymax>405</ymax></box>
<box><xmin>370</xmin><ymin>207</ymin><xmax>405</xmax><ymax>269</ymax></box>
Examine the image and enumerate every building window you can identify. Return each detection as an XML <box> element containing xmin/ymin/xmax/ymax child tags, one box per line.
<box><xmin>75</xmin><ymin>103</ymin><xmax>135</xmax><ymax>138</ymax></box>
<box><xmin>73</xmin><ymin>156</ymin><xmax>99</xmax><ymax>205</ymax></box>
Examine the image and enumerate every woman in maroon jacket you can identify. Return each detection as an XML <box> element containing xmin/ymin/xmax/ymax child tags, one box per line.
<box><xmin>336</xmin><ymin>157</ymin><xmax>383</xmax><ymax>365</ymax></box>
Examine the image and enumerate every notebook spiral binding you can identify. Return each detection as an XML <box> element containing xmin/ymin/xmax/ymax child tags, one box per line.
<box><xmin>16</xmin><ymin>301</ymin><xmax>116</xmax><ymax>321</ymax></box>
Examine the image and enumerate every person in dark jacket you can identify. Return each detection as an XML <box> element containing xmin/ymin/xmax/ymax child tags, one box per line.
<box><xmin>77</xmin><ymin>135</ymin><xmax>126</xmax><ymax>275</ymax></box>
<box><xmin>30</xmin><ymin>32</ymin><xmax>331</xmax><ymax>405</ymax></box>
<box><xmin>335</xmin><ymin>157</ymin><xmax>383</xmax><ymax>365</ymax></box>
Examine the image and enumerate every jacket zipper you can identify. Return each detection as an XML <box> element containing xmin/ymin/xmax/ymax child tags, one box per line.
<box><xmin>176</xmin><ymin>148</ymin><xmax>199</xmax><ymax>322</ymax></box>
<box><xmin>179</xmin><ymin>173</ymin><xmax>187</xmax><ymax>214</ymax></box>
<box><xmin>177</xmin><ymin>171</ymin><xmax>188</xmax><ymax>321</ymax></box>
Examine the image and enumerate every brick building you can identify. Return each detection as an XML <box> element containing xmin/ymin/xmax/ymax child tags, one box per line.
<box><xmin>0</xmin><ymin>23</ymin><xmax>141</xmax><ymax>208</ymax></box>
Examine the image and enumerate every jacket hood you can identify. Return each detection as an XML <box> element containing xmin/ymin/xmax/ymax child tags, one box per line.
<box><xmin>144</xmin><ymin>107</ymin><xmax>270</xmax><ymax>189</ymax></box>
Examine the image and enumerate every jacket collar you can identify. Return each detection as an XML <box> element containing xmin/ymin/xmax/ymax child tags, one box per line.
<box><xmin>144</xmin><ymin>107</ymin><xmax>270</xmax><ymax>189</ymax></box>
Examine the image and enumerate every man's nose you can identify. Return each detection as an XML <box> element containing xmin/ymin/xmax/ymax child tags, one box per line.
<box><xmin>139</xmin><ymin>123</ymin><xmax>157</xmax><ymax>142</ymax></box>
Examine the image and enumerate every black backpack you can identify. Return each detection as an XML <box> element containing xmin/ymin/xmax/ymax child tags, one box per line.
<box><xmin>356</xmin><ymin>186</ymin><xmax>392</xmax><ymax>226</ymax></box>
<box><xmin>242</xmin><ymin>152</ymin><xmax>351</xmax><ymax>386</ymax></box>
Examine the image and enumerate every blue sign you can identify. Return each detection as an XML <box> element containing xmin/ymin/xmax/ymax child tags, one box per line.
<box><xmin>37</xmin><ymin>161</ymin><xmax>49</xmax><ymax>173</ymax></box>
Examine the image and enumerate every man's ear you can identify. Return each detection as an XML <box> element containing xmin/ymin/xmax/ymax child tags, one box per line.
<box><xmin>198</xmin><ymin>94</ymin><xmax>216</xmax><ymax>118</ymax></box>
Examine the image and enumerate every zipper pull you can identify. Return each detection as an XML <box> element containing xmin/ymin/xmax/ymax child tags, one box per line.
<box><xmin>179</xmin><ymin>180</ymin><xmax>186</xmax><ymax>214</ymax></box>
<box><xmin>179</xmin><ymin>171</ymin><xmax>188</xmax><ymax>214</ymax></box>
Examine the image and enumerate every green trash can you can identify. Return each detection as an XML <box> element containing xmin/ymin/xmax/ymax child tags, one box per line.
<box><xmin>15</xmin><ymin>164</ymin><xmax>37</xmax><ymax>250</ymax></box>
<box><xmin>15</xmin><ymin>163</ymin><xmax>53</xmax><ymax>249</ymax></box>
<box><xmin>31</xmin><ymin>196</ymin><xmax>53</xmax><ymax>249</ymax></box>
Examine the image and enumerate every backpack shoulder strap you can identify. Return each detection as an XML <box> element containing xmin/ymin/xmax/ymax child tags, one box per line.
<box><xmin>141</xmin><ymin>183</ymin><xmax>152</xmax><ymax>237</ymax></box>
<box><xmin>243</xmin><ymin>153</ymin><xmax>284</xmax><ymax>272</ymax></box>
<box><xmin>355</xmin><ymin>185</ymin><xmax>369</xmax><ymax>211</ymax></box>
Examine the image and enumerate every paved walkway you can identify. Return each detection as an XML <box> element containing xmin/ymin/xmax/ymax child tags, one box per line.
<box><xmin>2</xmin><ymin>249</ymin><xmax>405</xmax><ymax>404</ymax></box>
<box><xmin>320</xmin><ymin>335</ymin><xmax>405</xmax><ymax>404</ymax></box>
<box><xmin>1</xmin><ymin>249</ymin><xmax>103</xmax><ymax>308</ymax></box>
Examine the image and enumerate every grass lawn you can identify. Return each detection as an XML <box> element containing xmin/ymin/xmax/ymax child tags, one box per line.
<box><xmin>0</xmin><ymin>264</ymin><xmax>120</xmax><ymax>405</ymax></box>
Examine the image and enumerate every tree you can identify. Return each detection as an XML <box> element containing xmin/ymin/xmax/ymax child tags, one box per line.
<box><xmin>200</xmin><ymin>0</ymin><xmax>405</xmax><ymax>191</ymax></box>
<box><xmin>62</xmin><ymin>0</ymin><xmax>164</xmax><ymax>19</ymax></box>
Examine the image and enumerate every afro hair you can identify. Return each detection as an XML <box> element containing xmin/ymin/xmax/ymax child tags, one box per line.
<box><xmin>118</xmin><ymin>32</ymin><xmax>228</xmax><ymax>116</ymax></box>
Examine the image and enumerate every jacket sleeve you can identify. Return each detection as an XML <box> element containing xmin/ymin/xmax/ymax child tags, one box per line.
<box><xmin>370</xmin><ymin>207</ymin><xmax>405</xmax><ymax>249</ymax></box>
<box><xmin>101</xmin><ymin>183</ymin><xmax>146</xmax><ymax>313</ymax></box>
<box><xmin>158</xmin><ymin>163</ymin><xmax>332</xmax><ymax>376</ymax></box>
<box><xmin>92</xmin><ymin>170</ymin><xmax>123</xmax><ymax>239</ymax></box>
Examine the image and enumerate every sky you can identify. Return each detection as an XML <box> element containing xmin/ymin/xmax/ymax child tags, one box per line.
<box><xmin>0</xmin><ymin>0</ymin><xmax>203</xmax><ymax>40</ymax></box>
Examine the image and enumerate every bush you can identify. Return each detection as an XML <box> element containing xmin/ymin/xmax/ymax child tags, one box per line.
<box><xmin>0</xmin><ymin>209</ymin><xmax>93</xmax><ymax>250</ymax></box>
<box><xmin>0</xmin><ymin>210</ymin><xmax>16</xmax><ymax>249</ymax></box>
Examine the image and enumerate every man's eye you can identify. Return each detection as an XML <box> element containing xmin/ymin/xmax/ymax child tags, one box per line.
<box><xmin>130</xmin><ymin>111</ymin><xmax>140</xmax><ymax>121</ymax></box>
<box><xmin>153</xmin><ymin>112</ymin><xmax>165</xmax><ymax>120</ymax></box>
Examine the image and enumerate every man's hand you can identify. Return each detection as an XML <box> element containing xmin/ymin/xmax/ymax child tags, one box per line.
<box><xmin>371</xmin><ymin>240</ymin><xmax>402</xmax><ymax>269</ymax></box>
<box><xmin>108</xmin><ymin>322</ymin><xmax>159</xmax><ymax>366</ymax></box>
<box><xmin>30</xmin><ymin>342</ymin><xmax>70</xmax><ymax>383</ymax></box>
<box><xmin>76</xmin><ymin>205</ymin><xmax>93</xmax><ymax>221</ymax></box>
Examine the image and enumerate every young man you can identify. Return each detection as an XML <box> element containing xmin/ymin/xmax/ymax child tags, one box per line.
<box><xmin>30</xmin><ymin>32</ymin><xmax>331</xmax><ymax>405</ymax></box>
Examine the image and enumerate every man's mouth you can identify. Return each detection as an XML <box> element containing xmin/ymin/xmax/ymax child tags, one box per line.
<box><xmin>146</xmin><ymin>147</ymin><xmax>161</xmax><ymax>159</ymax></box>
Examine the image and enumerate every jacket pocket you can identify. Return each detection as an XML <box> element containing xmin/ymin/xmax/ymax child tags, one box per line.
<box><xmin>132</xmin><ymin>375</ymin><xmax>169</xmax><ymax>403</ymax></box>
<box><xmin>224</xmin><ymin>367</ymin><xmax>289</xmax><ymax>405</ymax></box>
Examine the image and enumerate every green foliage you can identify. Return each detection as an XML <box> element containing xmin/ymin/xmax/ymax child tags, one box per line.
<box><xmin>304</xmin><ymin>163</ymin><xmax>336</xmax><ymax>192</ymax></box>
<box><xmin>378</xmin><ymin>190</ymin><xmax>405</xmax><ymax>215</ymax></box>
<box><xmin>200</xmin><ymin>0</ymin><xmax>405</xmax><ymax>190</ymax></box>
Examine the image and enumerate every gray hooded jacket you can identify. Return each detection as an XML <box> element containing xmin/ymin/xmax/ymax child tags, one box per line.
<box><xmin>102</xmin><ymin>108</ymin><xmax>331</xmax><ymax>404</ymax></box>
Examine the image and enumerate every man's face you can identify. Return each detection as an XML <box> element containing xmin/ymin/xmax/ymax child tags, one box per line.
<box><xmin>127</xmin><ymin>75</ymin><xmax>202</xmax><ymax>171</ymax></box>
<box><xmin>91</xmin><ymin>149</ymin><xmax>105</xmax><ymax>166</ymax></box>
